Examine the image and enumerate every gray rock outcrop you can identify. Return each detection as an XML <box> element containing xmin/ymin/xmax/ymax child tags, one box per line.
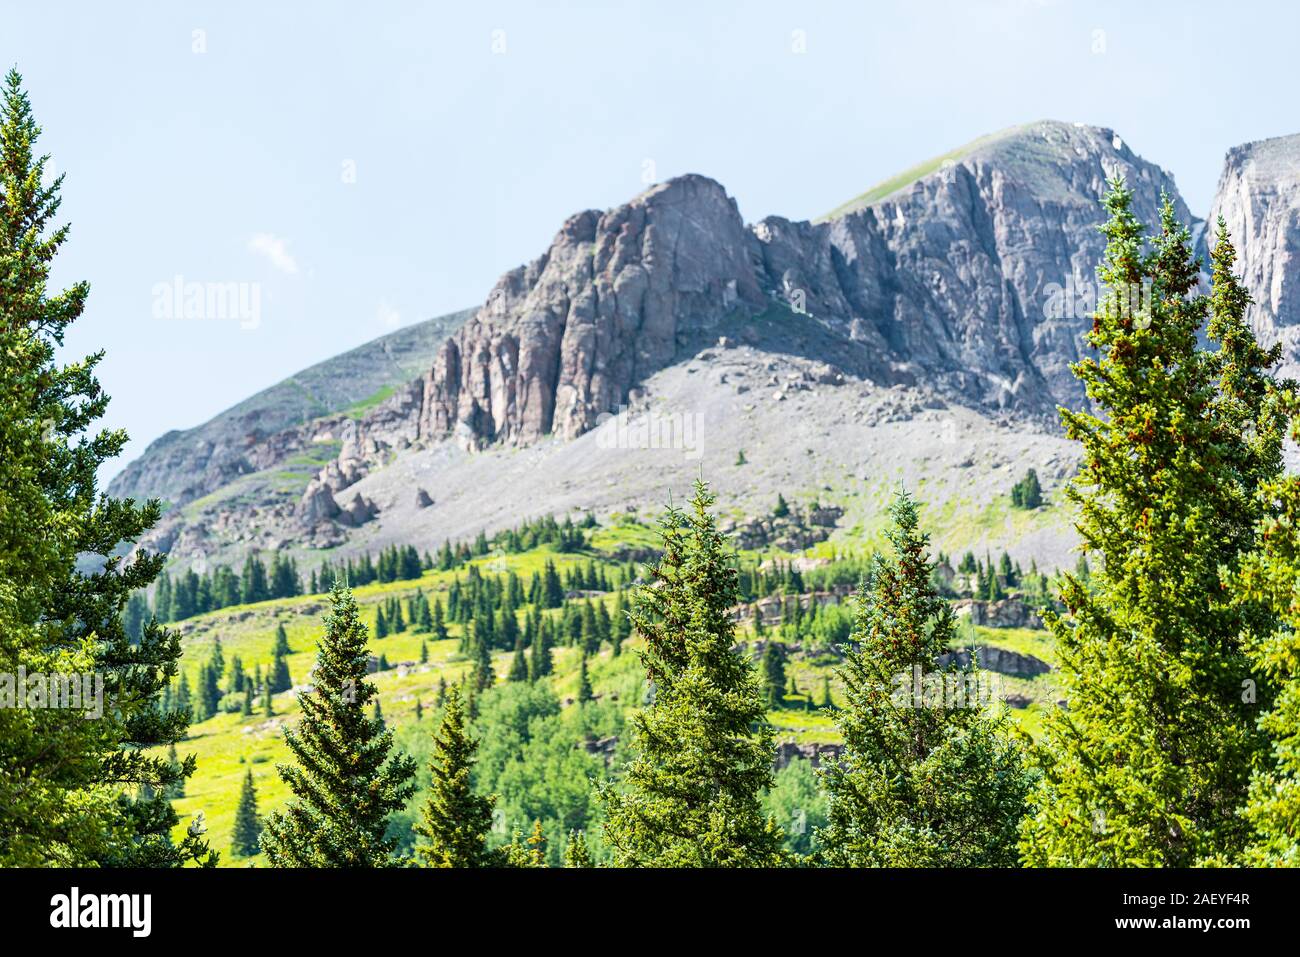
<box><xmin>307</xmin><ymin>122</ymin><xmax>1189</xmax><ymax>503</ymax></box>
<box><xmin>1204</xmin><ymin>133</ymin><xmax>1300</xmax><ymax>378</ymax></box>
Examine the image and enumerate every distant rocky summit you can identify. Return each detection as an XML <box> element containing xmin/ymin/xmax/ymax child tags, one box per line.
<box><xmin>105</xmin><ymin>120</ymin><xmax>1300</xmax><ymax>569</ymax></box>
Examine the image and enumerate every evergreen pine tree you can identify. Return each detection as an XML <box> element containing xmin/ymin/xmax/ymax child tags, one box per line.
<box><xmin>413</xmin><ymin>687</ymin><xmax>499</xmax><ymax>867</ymax></box>
<box><xmin>1218</xmin><ymin>218</ymin><xmax>1300</xmax><ymax>866</ymax></box>
<box><xmin>230</xmin><ymin>770</ymin><xmax>263</xmax><ymax>858</ymax></box>
<box><xmin>471</xmin><ymin>626</ymin><xmax>494</xmax><ymax>692</ymax></box>
<box><xmin>508</xmin><ymin>637</ymin><xmax>528</xmax><ymax>682</ymax></box>
<box><xmin>525</xmin><ymin>819</ymin><xmax>547</xmax><ymax>866</ymax></box>
<box><xmin>761</xmin><ymin>641</ymin><xmax>787</xmax><ymax>710</ymax></box>
<box><xmin>270</xmin><ymin>646</ymin><xmax>292</xmax><ymax>694</ymax></box>
<box><xmin>260</xmin><ymin>584</ymin><xmax>416</xmax><ymax>866</ymax></box>
<box><xmin>529</xmin><ymin>618</ymin><xmax>554</xmax><ymax>681</ymax></box>
<box><xmin>272</xmin><ymin>623</ymin><xmax>291</xmax><ymax>656</ymax></box>
<box><xmin>599</xmin><ymin>481</ymin><xmax>785</xmax><ymax>866</ymax></box>
<box><xmin>819</xmin><ymin>491</ymin><xmax>1031</xmax><ymax>867</ymax></box>
<box><xmin>577</xmin><ymin>654</ymin><xmax>593</xmax><ymax>703</ymax></box>
<box><xmin>563</xmin><ymin>829</ymin><xmax>592</xmax><ymax>867</ymax></box>
<box><xmin>1021</xmin><ymin>188</ymin><xmax>1287</xmax><ymax>866</ymax></box>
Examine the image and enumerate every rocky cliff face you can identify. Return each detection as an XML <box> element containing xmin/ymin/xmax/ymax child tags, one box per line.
<box><xmin>1205</xmin><ymin>133</ymin><xmax>1300</xmax><ymax>377</ymax></box>
<box><xmin>300</xmin><ymin>121</ymin><xmax>1189</xmax><ymax>525</ymax></box>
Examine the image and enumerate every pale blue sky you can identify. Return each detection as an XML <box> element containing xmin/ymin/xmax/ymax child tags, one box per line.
<box><xmin>5</xmin><ymin>0</ymin><xmax>1298</xmax><ymax>478</ymax></box>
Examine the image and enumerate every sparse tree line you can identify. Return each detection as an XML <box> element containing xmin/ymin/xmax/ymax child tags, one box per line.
<box><xmin>131</xmin><ymin>518</ymin><xmax>610</xmax><ymax>630</ymax></box>
<box><xmin>3</xmin><ymin>69</ymin><xmax>1298</xmax><ymax>869</ymax></box>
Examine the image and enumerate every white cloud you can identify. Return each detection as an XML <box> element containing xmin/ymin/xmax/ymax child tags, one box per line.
<box><xmin>247</xmin><ymin>233</ymin><xmax>298</xmax><ymax>274</ymax></box>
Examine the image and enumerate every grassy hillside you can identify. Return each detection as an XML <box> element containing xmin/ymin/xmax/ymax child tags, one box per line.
<box><xmin>162</xmin><ymin>516</ymin><xmax>1058</xmax><ymax>865</ymax></box>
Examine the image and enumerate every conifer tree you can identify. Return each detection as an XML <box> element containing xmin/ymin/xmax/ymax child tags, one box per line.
<box><xmin>269</xmin><ymin>646</ymin><xmax>292</xmax><ymax>694</ymax></box>
<box><xmin>508</xmin><ymin>637</ymin><xmax>528</xmax><ymax>682</ymax></box>
<box><xmin>761</xmin><ymin>641</ymin><xmax>787</xmax><ymax>710</ymax></box>
<box><xmin>471</xmin><ymin>625</ymin><xmax>494</xmax><ymax>692</ymax></box>
<box><xmin>599</xmin><ymin>481</ymin><xmax>785</xmax><ymax>866</ymax></box>
<box><xmin>0</xmin><ymin>69</ymin><xmax>214</xmax><ymax>866</ymax></box>
<box><xmin>523</xmin><ymin>819</ymin><xmax>547</xmax><ymax>867</ymax></box>
<box><xmin>564</xmin><ymin>829</ymin><xmax>592</xmax><ymax>867</ymax></box>
<box><xmin>577</xmin><ymin>654</ymin><xmax>593</xmax><ymax>703</ymax></box>
<box><xmin>260</xmin><ymin>584</ymin><xmax>416</xmax><ymax>866</ymax></box>
<box><xmin>529</xmin><ymin>618</ymin><xmax>554</xmax><ymax>681</ymax></box>
<box><xmin>819</xmin><ymin>491</ymin><xmax>1030</xmax><ymax>867</ymax></box>
<box><xmin>1219</xmin><ymin>225</ymin><xmax>1300</xmax><ymax>866</ymax></box>
<box><xmin>230</xmin><ymin>770</ymin><xmax>263</xmax><ymax>858</ymax></box>
<box><xmin>1021</xmin><ymin>188</ymin><xmax>1288</xmax><ymax>866</ymax></box>
<box><xmin>414</xmin><ymin>687</ymin><xmax>499</xmax><ymax>867</ymax></box>
<box><xmin>1234</xmin><ymin>407</ymin><xmax>1300</xmax><ymax>864</ymax></box>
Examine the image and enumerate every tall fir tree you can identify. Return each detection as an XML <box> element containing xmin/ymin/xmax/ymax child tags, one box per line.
<box><xmin>818</xmin><ymin>491</ymin><xmax>1031</xmax><ymax>866</ymax></box>
<box><xmin>0</xmin><ymin>67</ymin><xmax>216</xmax><ymax>866</ymax></box>
<box><xmin>508</xmin><ymin>636</ymin><xmax>528</xmax><ymax>682</ymax></box>
<box><xmin>413</xmin><ymin>687</ymin><xmax>499</xmax><ymax>867</ymax></box>
<box><xmin>260</xmin><ymin>584</ymin><xmax>416</xmax><ymax>866</ymax></box>
<box><xmin>230</xmin><ymin>769</ymin><xmax>263</xmax><ymax>858</ymax></box>
<box><xmin>760</xmin><ymin>641</ymin><xmax>787</xmax><ymax>710</ymax></box>
<box><xmin>599</xmin><ymin>481</ymin><xmax>785</xmax><ymax>866</ymax></box>
<box><xmin>1021</xmin><ymin>188</ymin><xmax>1288</xmax><ymax>866</ymax></box>
<box><xmin>577</xmin><ymin>653</ymin><xmax>593</xmax><ymax>703</ymax></box>
<box><xmin>1214</xmin><ymin>218</ymin><xmax>1300</xmax><ymax>866</ymax></box>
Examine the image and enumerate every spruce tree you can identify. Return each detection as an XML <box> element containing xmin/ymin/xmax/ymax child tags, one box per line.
<box><xmin>599</xmin><ymin>481</ymin><xmax>785</xmax><ymax>866</ymax></box>
<box><xmin>260</xmin><ymin>584</ymin><xmax>416</xmax><ymax>866</ymax></box>
<box><xmin>577</xmin><ymin>654</ymin><xmax>593</xmax><ymax>703</ymax></box>
<box><xmin>1234</xmin><ymin>408</ymin><xmax>1300</xmax><ymax>864</ymax></box>
<box><xmin>761</xmin><ymin>641</ymin><xmax>787</xmax><ymax>710</ymax></box>
<box><xmin>230</xmin><ymin>769</ymin><xmax>263</xmax><ymax>858</ymax></box>
<box><xmin>1213</xmin><ymin>219</ymin><xmax>1300</xmax><ymax>866</ymax></box>
<box><xmin>508</xmin><ymin>637</ymin><xmax>528</xmax><ymax>682</ymax></box>
<box><xmin>1020</xmin><ymin>189</ymin><xmax>1287</xmax><ymax>866</ymax></box>
<box><xmin>413</xmin><ymin>687</ymin><xmax>499</xmax><ymax>867</ymax></box>
<box><xmin>529</xmin><ymin>618</ymin><xmax>554</xmax><ymax>681</ymax></box>
<box><xmin>525</xmin><ymin>819</ymin><xmax>547</xmax><ymax>866</ymax></box>
<box><xmin>0</xmin><ymin>69</ymin><xmax>213</xmax><ymax>866</ymax></box>
<box><xmin>819</xmin><ymin>491</ymin><xmax>1030</xmax><ymax>867</ymax></box>
<box><xmin>563</xmin><ymin>829</ymin><xmax>592</xmax><ymax>867</ymax></box>
<box><xmin>471</xmin><ymin>625</ymin><xmax>494</xmax><ymax>692</ymax></box>
<box><xmin>269</xmin><ymin>646</ymin><xmax>292</xmax><ymax>694</ymax></box>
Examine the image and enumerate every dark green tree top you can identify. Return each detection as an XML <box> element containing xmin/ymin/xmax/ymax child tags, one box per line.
<box><xmin>260</xmin><ymin>584</ymin><xmax>416</xmax><ymax>867</ymax></box>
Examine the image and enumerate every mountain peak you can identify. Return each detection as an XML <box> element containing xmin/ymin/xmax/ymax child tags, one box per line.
<box><xmin>819</xmin><ymin>119</ymin><xmax>1159</xmax><ymax>222</ymax></box>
